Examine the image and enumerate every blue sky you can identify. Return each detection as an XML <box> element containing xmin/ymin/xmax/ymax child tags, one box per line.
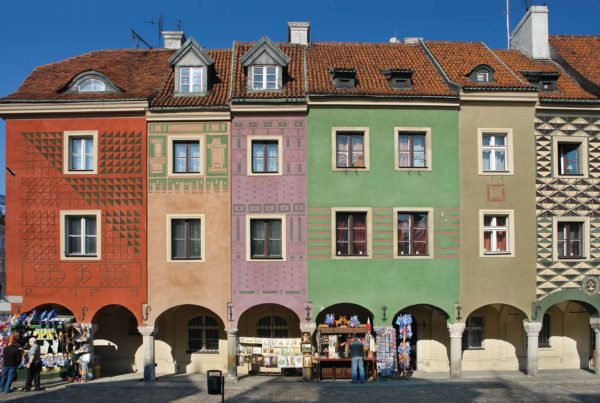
<box><xmin>1</xmin><ymin>0</ymin><xmax>600</xmax><ymax>194</ymax></box>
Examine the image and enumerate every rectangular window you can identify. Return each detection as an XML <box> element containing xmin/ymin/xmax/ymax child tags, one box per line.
<box><xmin>557</xmin><ymin>221</ymin><xmax>583</xmax><ymax>259</ymax></box>
<box><xmin>336</xmin><ymin>212</ymin><xmax>367</xmax><ymax>256</ymax></box>
<box><xmin>173</xmin><ymin>141</ymin><xmax>200</xmax><ymax>174</ymax></box>
<box><xmin>171</xmin><ymin>219</ymin><xmax>201</xmax><ymax>260</ymax></box>
<box><xmin>483</xmin><ymin>214</ymin><xmax>509</xmax><ymax>254</ymax></box>
<box><xmin>558</xmin><ymin>143</ymin><xmax>581</xmax><ymax>175</ymax></box>
<box><xmin>539</xmin><ymin>314</ymin><xmax>551</xmax><ymax>348</ymax></box>
<box><xmin>336</xmin><ymin>132</ymin><xmax>365</xmax><ymax>168</ymax></box>
<box><xmin>482</xmin><ymin>133</ymin><xmax>507</xmax><ymax>172</ymax></box>
<box><xmin>179</xmin><ymin>67</ymin><xmax>203</xmax><ymax>93</ymax></box>
<box><xmin>397</xmin><ymin>212</ymin><xmax>428</xmax><ymax>256</ymax></box>
<box><xmin>187</xmin><ymin>316</ymin><xmax>219</xmax><ymax>352</ymax></box>
<box><xmin>398</xmin><ymin>133</ymin><xmax>426</xmax><ymax>168</ymax></box>
<box><xmin>65</xmin><ymin>216</ymin><xmax>97</xmax><ymax>256</ymax></box>
<box><xmin>463</xmin><ymin>316</ymin><xmax>484</xmax><ymax>349</ymax></box>
<box><xmin>69</xmin><ymin>137</ymin><xmax>94</xmax><ymax>171</ymax></box>
<box><xmin>476</xmin><ymin>71</ymin><xmax>489</xmax><ymax>82</ymax></box>
<box><xmin>250</xmin><ymin>219</ymin><xmax>282</xmax><ymax>259</ymax></box>
<box><xmin>252</xmin><ymin>140</ymin><xmax>279</xmax><ymax>173</ymax></box>
<box><xmin>252</xmin><ymin>65</ymin><xmax>278</xmax><ymax>90</ymax></box>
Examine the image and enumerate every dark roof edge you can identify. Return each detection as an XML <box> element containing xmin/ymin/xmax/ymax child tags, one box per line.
<box><xmin>231</xmin><ymin>97</ymin><xmax>306</xmax><ymax>104</ymax></box>
<box><xmin>418</xmin><ymin>39</ymin><xmax>460</xmax><ymax>93</ymax></box>
<box><xmin>0</xmin><ymin>97</ymin><xmax>148</xmax><ymax>104</ymax></box>
<box><xmin>149</xmin><ymin>105</ymin><xmax>229</xmax><ymax>111</ymax></box>
<box><xmin>308</xmin><ymin>93</ymin><xmax>458</xmax><ymax>100</ymax></box>
<box><xmin>539</xmin><ymin>97</ymin><xmax>600</xmax><ymax>104</ymax></box>
<box><xmin>461</xmin><ymin>86</ymin><xmax>538</xmax><ymax>92</ymax></box>
<box><xmin>550</xmin><ymin>46</ymin><xmax>600</xmax><ymax>97</ymax></box>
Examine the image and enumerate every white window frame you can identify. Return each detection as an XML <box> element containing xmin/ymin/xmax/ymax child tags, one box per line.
<box><xmin>245</xmin><ymin>214</ymin><xmax>286</xmax><ymax>262</ymax></box>
<box><xmin>251</xmin><ymin>65</ymin><xmax>279</xmax><ymax>90</ymax></box>
<box><xmin>477</xmin><ymin>129</ymin><xmax>513</xmax><ymax>175</ymax></box>
<box><xmin>479</xmin><ymin>209</ymin><xmax>515</xmax><ymax>257</ymax></box>
<box><xmin>394</xmin><ymin>127</ymin><xmax>432</xmax><ymax>171</ymax></box>
<box><xmin>166</xmin><ymin>214</ymin><xmax>206</xmax><ymax>263</ymax></box>
<box><xmin>552</xmin><ymin>135</ymin><xmax>589</xmax><ymax>179</ymax></box>
<box><xmin>78</xmin><ymin>78</ymin><xmax>106</xmax><ymax>92</ymax></box>
<box><xmin>552</xmin><ymin>216</ymin><xmax>590</xmax><ymax>262</ymax></box>
<box><xmin>331</xmin><ymin>127</ymin><xmax>370</xmax><ymax>171</ymax></box>
<box><xmin>60</xmin><ymin>210</ymin><xmax>101</xmax><ymax>261</ymax></box>
<box><xmin>179</xmin><ymin>66</ymin><xmax>204</xmax><ymax>93</ymax></box>
<box><xmin>246</xmin><ymin>135</ymin><xmax>283</xmax><ymax>176</ymax></box>
<box><xmin>476</xmin><ymin>71</ymin><xmax>490</xmax><ymax>83</ymax></box>
<box><xmin>330</xmin><ymin>207</ymin><xmax>372</xmax><ymax>259</ymax></box>
<box><xmin>393</xmin><ymin>207</ymin><xmax>434</xmax><ymax>259</ymax></box>
<box><xmin>63</xmin><ymin>131</ymin><xmax>98</xmax><ymax>175</ymax></box>
<box><xmin>167</xmin><ymin>135</ymin><xmax>204</xmax><ymax>177</ymax></box>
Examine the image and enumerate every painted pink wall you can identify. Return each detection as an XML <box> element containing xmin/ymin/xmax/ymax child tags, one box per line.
<box><xmin>231</xmin><ymin>115</ymin><xmax>307</xmax><ymax>325</ymax></box>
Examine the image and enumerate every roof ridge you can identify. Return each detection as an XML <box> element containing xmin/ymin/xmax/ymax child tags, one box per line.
<box><xmin>31</xmin><ymin>48</ymin><xmax>173</xmax><ymax>71</ymax></box>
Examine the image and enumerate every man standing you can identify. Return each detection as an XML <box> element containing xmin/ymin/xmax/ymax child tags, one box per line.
<box><xmin>349</xmin><ymin>334</ymin><xmax>365</xmax><ymax>383</ymax></box>
<box><xmin>0</xmin><ymin>337</ymin><xmax>22</xmax><ymax>393</ymax></box>
<box><xmin>23</xmin><ymin>337</ymin><xmax>42</xmax><ymax>391</ymax></box>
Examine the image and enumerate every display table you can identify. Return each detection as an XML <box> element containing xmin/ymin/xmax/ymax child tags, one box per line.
<box><xmin>316</xmin><ymin>357</ymin><xmax>377</xmax><ymax>381</ymax></box>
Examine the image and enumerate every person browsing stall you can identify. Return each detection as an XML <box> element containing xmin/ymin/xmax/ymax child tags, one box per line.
<box><xmin>23</xmin><ymin>337</ymin><xmax>42</xmax><ymax>392</ymax></box>
<box><xmin>349</xmin><ymin>334</ymin><xmax>365</xmax><ymax>384</ymax></box>
<box><xmin>0</xmin><ymin>336</ymin><xmax>22</xmax><ymax>393</ymax></box>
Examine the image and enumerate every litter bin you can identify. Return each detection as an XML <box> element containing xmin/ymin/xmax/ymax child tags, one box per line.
<box><xmin>207</xmin><ymin>369</ymin><xmax>224</xmax><ymax>401</ymax></box>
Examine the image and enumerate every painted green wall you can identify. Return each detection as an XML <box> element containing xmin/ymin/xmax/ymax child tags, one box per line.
<box><xmin>307</xmin><ymin>106</ymin><xmax>460</xmax><ymax>324</ymax></box>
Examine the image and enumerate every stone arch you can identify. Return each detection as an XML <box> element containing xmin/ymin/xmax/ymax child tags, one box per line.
<box><xmin>237</xmin><ymin>303</ymin><xmax>301</xmax><ymax>338</ymax></box>
<box><xmin>533</xmin><ymin>289</ymin><xmax>600</xmax><ymax>320</ymax></box>
<box><xmin>314</xmin><ymin>303</ymin><xmax>375</xmax><ymax>329</ymax></box>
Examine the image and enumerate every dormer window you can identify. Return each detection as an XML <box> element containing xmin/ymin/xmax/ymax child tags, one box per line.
<box><xmin>521</xmin><ymin>70</ymin><xmax>560</xmax><ymax>93</ymax></box>
<box><xmin>252</xmin><ymin>65</ymin><xmax>279</xmax><ymax>90</ymax></box>
<box><xmin>330</xmin><ymin>68</ymin><xmax>356</xmax><ymax>89</ymax></box>
<box><xmin>179</xmin><ymin>67</ymin><xmax>203</xmax><ymax>93</ymax></box>
<box><xmin>468</xmin><ymin>65</ymin><xmax>495</xmax><ymax>83</ymax></box>
<box><xmin>382</xmin><ymin>69</ymin><xmax>413</xmax><ymax>90</ymax></box>
<box><xmin>540</xmin><ymin>80</ymin><xmax>557</xmax><ymax>91</ymax></box>
<box><xmin>79</xmin><ymin>78</ymin><xmax>106</xmax><ymax>92</ymax></box>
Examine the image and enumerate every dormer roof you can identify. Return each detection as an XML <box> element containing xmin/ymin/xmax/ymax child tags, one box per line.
<box><xmin>239</xmin><ymin>36</ymin><xmax>290</xmax><ymax>67</ymax></box>
<box><xmin>168</xmin><ymin>37</ymin><xmax>215</xmax><ymax>66</ymax></box>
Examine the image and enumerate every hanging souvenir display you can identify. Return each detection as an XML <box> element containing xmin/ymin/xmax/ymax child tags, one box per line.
<box><xmin>395</xmin><ymin>314</ymin><xmax>413</xmax><ymax>378</ymax></box>
<box><xmin>374</xmin><ymin>327</ymin><xmax>396</xmax><ymax>377</ymax></box>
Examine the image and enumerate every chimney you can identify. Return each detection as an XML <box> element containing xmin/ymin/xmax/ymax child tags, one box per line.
<box><xmin>403</xmin><ymin>37</ymin><xmax>421</xmax><ymax>45</ymax></box>
<box><xmin>288</xmin><ymin>22</ymin><xmax>310</xmax><ymax>46</ymax></box>
<box><xmin>162</xmin><ymin>31</ymin><xmax>185</xmax><ymax>50</ymax></box>
<box><xmin>510</xmin><ymin>5</ymin><xmax>549</xmax><ymax>59</ymax></box>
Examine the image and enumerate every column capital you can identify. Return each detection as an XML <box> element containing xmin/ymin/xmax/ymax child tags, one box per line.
<box><xmin>300</xmin><ymin>322</ymin><xmax>316</xmax><ymax>333</ymax></box>
<box><xmin>590</xmin><ymin>317</ymin><xmax>600</xmax><ymax>331</ymax></box>
<box><xmin>447</xmin><ymin>322</ymin><xmax>465</xmax><ymax>338</ymax></box>
<box><xmin>138</xmin><ymin>326</ymin><xmax>158</xmax><ymax>337</ymax></box>
<box><xmin>523</xmin><ymin>321</ymin><xmax>543</xmax><ymax>336</ymax></box>
<box><xmin>225</xmin><ymin>328</ymin><xmax>238</xmax><ymax>336</ymax></box>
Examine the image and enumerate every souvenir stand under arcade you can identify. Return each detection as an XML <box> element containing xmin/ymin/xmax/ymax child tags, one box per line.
<box><xmin>237</xmin><ymin>336</ymin><xmax>304</xmax><ymax>374</ymax></box>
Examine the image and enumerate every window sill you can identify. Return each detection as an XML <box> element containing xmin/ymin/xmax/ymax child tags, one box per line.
<box><xmin>174</xmin><ymin>92</ymin><xmax>207</xmax><ymax>97</ymax></box>
<box><xmin>65</xmin><ymin>170</ymin><xmax>97</xmax><ymax>175</ymax></box>
<box><xmin>394</xmin><ymin>254</ymin><xmax>433</xmax><ymax>260</ymax></box>
<box><xmin>65</xmin><ymin>254</ymin><xmax>98</xmax><ymax>258</ymax></box>
<box><xmin>556</xmin><ymin>257</ymin><xmax>586</xmax><ymax>262</ymax></box>
<box><xmin>333</xmin><ymin>167</ymin><xmax>369</xmax><ymax>172</ymax></box>
<box><xmin>169</xmin><ymin>258</ymin><xmax>204</xmax><ymax>263</ymax></box>
<box><xmin>248</xmin><ymin>257</ymin><xmax>285</xmax><ymax>262</ymax></box>
<box><xmin>482</xmin><ymin>252</ymin><xmax>513</xmax><ymax>257</ymax></box>
<box><xmin>247</xmin><ymin>171</ymin><xmax>282</xmax><ymax>176</ymax></box>
<box><xmin>479</xmin><ymin>171</ymin><xmax>513</xmax><ymax>176</ymax></box>
<box><xmin>395</xmin><ymin>167</ymin><xmax>431</xmax><ymax>172</ymax></box>
<box><xmin>332</xmin><ymin>254</ymin><xmax>371</xmax><ymax>260</ymax></box>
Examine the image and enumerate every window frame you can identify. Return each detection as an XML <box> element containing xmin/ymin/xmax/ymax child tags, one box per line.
<box><xmin>394</xmin><ymin>127</ymin><xmax>432</xmax><ymax>171</ymax></box>
<box><xmin>462</xmin><ymin>316</ymin><xmax>484</xmax><ymax>350</ymax></box>
<box><xmin>245</xmin><ymin>214</ymin><xmax>286</xmax><ymax>261</ymax></box>
<box><xmin>393</xmin><ymin>208</ymin><xmax>434</xmax><ymax>259</ymax></box>
<box><xmin>187</xmin><ymin>315</ymin><xmax>220</xmax><ymax>353</ymax></box>
<box><xmin>78</xmin><ymin>78</ymin><xmax>106</xmax><ymax>92</ymax></box>
<box><xmin>178</xmin><ymin>66</ymin><xmax>204</xmax><ymax>94</ymax></box>
<box><xmin>331</xmin><ymin>208</ymin><xmax>372</xmax><ymax>259</ymax></box>
<box><xmin>331</xmin><ymin>127</ymin><xmax>370</xmax><ymax>171</ymax></box>
<box><xmin>256</xmin><ymin>315</ymin><xmax>289</xmax><ymax>338</ymax></box>
<box><xmin>246</xmin><ymin>135</ymin><xmax>283</xmax><ymax>176</ymax></box>
<box><xmin>479</xmin><ymin>209</ymin><xmax>515</xmax><ymax>257</ymax></box>
<box><xmin>552</xmin><ymin>216</ymin><xmax>590</xmax><ymax>262</ymax></box>
<box><xmin>63</xmin><ymin>131</ymin><xmax>98</xmax><ymax>175</ymax></box>
<box><xmin>477</xmin><ymin>128</ymin><xmax>514</xmax><ymax>175</ymax></box>
<box><xmin>166</xmin><ymin>214</ymin><xmax>206</xmax><ymax>263</ymax></box>
<box><xmin>167</xmin><ymin>135</ymin><xmax>204</xmax><ymax>177</ymax></box>
<box><xmin>251</xmin><ymin>65</ymin><xmax>280</xmax><ymax>90</ymax></box>
<box><xmin>60</xmin><ymin>210</ymin><xmax>102</xmax><ymax>261</ymax></box>
<box><xmin>552</xmin><ymin>136</ymin><xmax>588</xmax><ymax>179</ymax></box>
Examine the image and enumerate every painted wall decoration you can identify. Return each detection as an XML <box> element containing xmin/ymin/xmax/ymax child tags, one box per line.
<box><xmin>535</xmin><ymin>114</ymin><xmax>600</xmax><ymax>298</ymax></box>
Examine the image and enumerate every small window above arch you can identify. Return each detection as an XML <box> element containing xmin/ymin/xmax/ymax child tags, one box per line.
<box><xmin>64</xmin><ymin>71</ymin><xmax>121</xmax><ymax>94</ymax></box>
<box><xmin>468</xmin><ymin>64</ymin><xmax>495</xmax><ymax>83</ymax></box>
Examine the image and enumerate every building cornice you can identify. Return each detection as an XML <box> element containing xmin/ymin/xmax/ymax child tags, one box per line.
<box><xmin>307</xmin><ymin>97</ymin><xmax>458</xmax><ymax>108</ymax></box>
<box><xmin>146</xmin><ymin>110</ymin><xmax>231</xmax><ymax>121</ymax></box>
<box><xmin>460</xmin><ymin>91</ymin><xmax>539</xmax><ymax>103</ymax></box>
<box><xmin>0</xmin><ymin>100</ymin><xmax>148</xmax><ymax>116</ymax></box>
<box><xmin>230</xmin><ymin>104</ymin><xmax>307</xmax><ymax>113</ymax></box>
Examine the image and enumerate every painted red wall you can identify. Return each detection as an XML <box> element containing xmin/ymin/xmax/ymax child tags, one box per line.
<box><xmin>5</xmin><ymin>117</ymin><xmax>147</xmax><ymax>323</ymax></box>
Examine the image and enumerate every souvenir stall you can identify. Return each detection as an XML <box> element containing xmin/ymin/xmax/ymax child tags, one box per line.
<box><xmin>395</xmin><ymin>314</ymin><xmax>413</xmax><ymax>378</ymax></box>
<box><xmin>314</xmin><ymin>314</ymin><xmax>377</xmax><ymax>381</ymax></box>
<box><xmin>374</xmin><ymin>327</ymin><xmax>396</xmax><ymax>378</ymax></box>
<box><xmin>237</xmin><ymin>337</ymin><xmax>303</xmax><ymax>374</ymax></box>
<box><xmin>0</xmin><ymin>310</ymin><xmax>95</xmax><ymax>382</ymax></box>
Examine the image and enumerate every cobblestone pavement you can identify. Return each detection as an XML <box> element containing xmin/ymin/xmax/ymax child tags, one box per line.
<box><xmin>0</xmin><ymin>370</ymin><xmax>599</xmax><ymax>402</ymax></box>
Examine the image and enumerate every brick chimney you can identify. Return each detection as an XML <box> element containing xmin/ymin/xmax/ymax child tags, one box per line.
<box><xmin>511</xmin><ymin>5</ymin><xmax>549</xmax><ymax>59</ymax></box>
<box><xmin>162</xmin><ymin>31</ymin><xmax>185</xmax><ymax>50</ymax></box>
<box><xmin>288</xmin><ymin>22</ymin><xmax>310</xmax><ymax>46</ymax></box>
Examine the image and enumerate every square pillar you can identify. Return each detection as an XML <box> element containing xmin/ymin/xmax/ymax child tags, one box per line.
<box><xmin>225</xmin><ymin>328</ymin><xmax>238</xmax><ymax>381</ymax></box>
<box><xmin>138</xmin><ymin>326</ymin><xmax>158</xmax><ymax>382</ymax></box>
<box><xmin>447</xmin><ymin>323</ymin><xmax>465</xmax><ymax>378</ymax></box>
<box><xmin>591</xmin><ymin>318</ymin><xmax>600</xmax><ymax>376</ymax></box>
<box><xmin>523</xmin><ymin>321</ymin><xmax>542</xmax><ymax>376</ymax></box>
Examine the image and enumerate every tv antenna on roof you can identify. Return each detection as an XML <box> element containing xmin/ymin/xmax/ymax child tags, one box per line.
<box><xmin>146</xmin><ymin>14</ymin><xmax>165</xmax><ymax>47</ymax></box>
<box><xmin>130</xmin><ymin>29</ymin><xmax>152</xmax><ymax>49</ymax></box>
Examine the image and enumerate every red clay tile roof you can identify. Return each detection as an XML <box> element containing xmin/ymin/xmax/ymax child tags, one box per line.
<box><xmin>425</xmin><ymin>41</ymin><xmax>534</xmax><ymax>91</ymax></box>
<box><xmin>307</xmin><ymin>42</ymin><xmax>454</xmax><ymax>97</ymax></box>
<box><xmin>494</xmin><ymin>49</ymin><xmax>596</xmax><ymax>100</ymax></box>
<box><xmin>230</xmin><ymin>42</ymin><xmax>306</xmax><ymax>102</ymax></box>
<box><xmin>150</xmin><ymin>49</ymin><xmax>231</xmax><ymax>109</ymax></box>
<box><xmin>1</xmin><ymin>49</ymin><xmax>173</xmax><ymax>102</ymax></box>
<box><xmin>550</xmin><ymin>35</ymin><xmax>600</xmax><ymax>94</ymax></box>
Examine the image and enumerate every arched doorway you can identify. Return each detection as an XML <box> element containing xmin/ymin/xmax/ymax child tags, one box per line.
<box><xmin>153</xmin><ymin>305</ymin><xmax>226</xmax><ymax>374</ymax></box>
<box><xmin>314</xmin><ymin>303</ymin><xmax>374</xmax><ymax>329</ymax></box>
<box><xmin>92</xmin><ymin>305</ymin><xmax>141</xmax><ymax>375</ymax></box>
<box><xmin>462</xmin><ymin>304</ymin><xmax>528</xmax><ymax>372</ymax></box>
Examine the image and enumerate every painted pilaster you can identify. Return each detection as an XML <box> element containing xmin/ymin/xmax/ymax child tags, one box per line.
<box><xmin>591</xmin><ymin>318</ymin><xmax>600</xmax><ymax>375</ymax></box>
<box><xmin>301</xmin><ymin>323</ymin><xmax>317</xmax><ymax>381</ymax></box>
<box><xmin>523</xmin><ymin>321</ymin><xmax>542</xmax><ymax>376</ymax></box>
<box><xmin>447</xmin><ymin>323</ymin><xmax>465</xmax><ymax>378</ymax></box>
<box><xmin>225</xmin><ymin>328</ymin><xmax>238</xmax><ymax>381</ymax></box>
<box><xmin>138</xmin><ymin>326</ymin><xmax>157</xmax><ymax>382</ymax></box>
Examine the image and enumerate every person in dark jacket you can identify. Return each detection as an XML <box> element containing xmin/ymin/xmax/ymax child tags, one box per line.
<box><xmin>349</xmin><ymin>335</ymin><xmax>365</xmax><ymax>383</ymax></box>
<box><xmin>0</xmin><ymin>338</ymin><xmax>22</xmax><ymax>393</ymax></box>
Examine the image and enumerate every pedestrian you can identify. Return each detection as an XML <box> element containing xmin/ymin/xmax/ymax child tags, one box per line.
<box><xmin>0</xmin><ymin>337</ymin><xmax>22</xmax><ymax>393</ymax></box>
<box><xmin>349</xmin><ymin>334</ymin><xmax>365</xmax><ymax>384</ymax></box>
<box><xmin>23</xmin><ymin>337</ymin><xmax>43</xmax><ymax>392</ymax></box>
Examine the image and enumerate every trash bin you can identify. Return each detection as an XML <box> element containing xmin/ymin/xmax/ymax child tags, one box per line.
<box><xmin>207</xmin><ymin>370</ymin><xmax>223</xmax><ymax>395</ymax></box>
